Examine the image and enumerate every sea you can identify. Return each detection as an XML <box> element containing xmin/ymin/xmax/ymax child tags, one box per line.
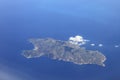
<box><xmin>0</xmin><ymin>0</ymin><xmax>120</xmax><ymax>80</ymax></box>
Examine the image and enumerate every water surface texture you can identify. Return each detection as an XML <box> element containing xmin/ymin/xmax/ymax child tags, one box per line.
<box><xmin>0</xmin><ymin>0</ymin><xmax>120</xmax><ymax>80</ymax></box>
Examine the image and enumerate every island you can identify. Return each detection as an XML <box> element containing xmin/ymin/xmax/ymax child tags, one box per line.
<box><xmin>22</xmin><ymin>38</ymin><xmax>106</xmax><ymax>67</ymax></box>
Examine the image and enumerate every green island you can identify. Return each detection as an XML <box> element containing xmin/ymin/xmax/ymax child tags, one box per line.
<box><xmin>22</xmin><ymin>38</ymin><xmax>106</xmax><ymax>67</ymax></box>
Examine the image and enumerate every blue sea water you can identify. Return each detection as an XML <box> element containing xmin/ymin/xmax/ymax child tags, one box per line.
<box><xmin>0</xmin><ymin>0</ymin><xmax>120</xmax><ymax>80</ymax></box>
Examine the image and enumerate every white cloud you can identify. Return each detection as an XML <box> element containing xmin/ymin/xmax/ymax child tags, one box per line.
<box><xmin>90</xmin><ymin>43</ymin><xmax>95</xmax><ymax>46</ymax></box>
<box><xmin>69</xmin><ymin>35</ymin><xmax>89</xmax><ymax>46</ymax></box>
<box><xmin>98</xmin><ymin>44</ymin><xmax>103</xmax><ymax>47</ymax></box>
<box><xmin>0</xmin><ymin>64</ymin><xmax>35</xmax><ymax>80</ymax></box>
<box><xmin>114</xmin><ymin>45</ymin><xmax>119</xmax><ymax>48</ymax></box>
<box><xmin>0</xmin><ymin>71</ymin><xmax>19</xmax><ymax>80</ymax></box>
